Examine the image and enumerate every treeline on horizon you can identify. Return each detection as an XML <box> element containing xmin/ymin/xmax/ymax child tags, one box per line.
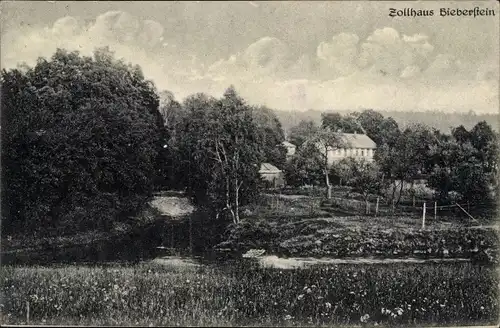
<box><xmin>273</xmin><ymin>109</ymin><xmax>499</xmax><ymax>136</ymax></box>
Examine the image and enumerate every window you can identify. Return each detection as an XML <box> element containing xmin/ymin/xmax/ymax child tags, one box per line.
<box><xmin>361</xmin><ymin>150</ymin><xmax>365</xmax><ymax>156</ymax></box>
<box><xmin>355</xmin><ymin>149</ymin><xmax>359</xmax><ymax>156</ymax></box>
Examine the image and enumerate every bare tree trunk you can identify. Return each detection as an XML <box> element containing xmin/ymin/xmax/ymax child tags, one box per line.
<box><xmin>229</xmin><ymin>207</ymin><xmax>236</xmax><ymax>224</ymax></box>
<box><xmin>225</xmin><ymin>177</ymin><xmax>236</xmax><ymax>224</ymax></box>
<box><xmin>234</xmin><ymin>179</ymin><xmax>242</xmax><ymax>224</ymax></box>
<box><xmin>389</xmin><ymin>180</ymin><xmax>398</xmax><ymax>204</ymax></box>
<box><xmin>324</xmin><ymin>148</ymin><xmax>332</xmax><ymax>199</ymax></box>
<box><xmin>396</xmin><ymin>180</ymin><xmax>405</xmax><ymax>205</ymax></box>
<box><xmin>325</xmin><ymin>169</ymin><xmax>332</xmax><ymax>199</ymax></box>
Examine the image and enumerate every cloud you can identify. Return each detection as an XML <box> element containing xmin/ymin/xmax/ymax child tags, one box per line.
<box><xmin>87</xmin><ymin>11</ymin><xmax>140</xmax><ymax>44</ymax></box>
<box><xmin>476</xmin><ymin>60</ymin><xmax>499</xmax><ymax>81</ymax></box>
<box><xmin>1</xmin><ymin>15</ymin><xmax>497</xmax><ymax>114</ymax></box>
<box><xmin>400</xmin><ymin>65</ymin><xmax>421</xmax><ymax>79</ymax></box>
<box><xmin>207</xmin><ymin>36</ymin><xmax>296</xmax><ymax>81</ymax></box>
<box><xmin>0</xmin><ymin>10</ymin><xmax>192</xmax><ymax>93</ymax></box>
<box><xmin>209</xmin><ymin>28</ymin><xmax>438</xmax><ymax>81</ymax></box>
<box><xmin>423</xmin><ymin>54</ymin><xmax>461</xmax><ymax>79</ymax></box>
<box><xmin>203</xmin><ymin>26</ymin><xmax>496</xmax><ymax>113</ymax></box>
<box><xmin>52</xmin><ymin>16</ymin><xmax>80</xmax><ymax>38</ymax></box>
<box><xmin>402</xmin><ymin>33</ymin><xmax>428</xmax><ymax>43</ymax></box>
<box><xmin>139</xmin><ymin>20</ymin><xmax>165</xmax><ymax>48</ymax></box>
<box><xmin>366</xmin><ymin>27</ymin><xmax>401</xmax><ymax>45</ymax></box>
<box><xmin>286</xmin><ymin>54</ymin><xmax>315</xmax><ymax>80</ymax></box>
<box><xmin>316</xmin><ymin>32</ymin><xmax>359</xmax><ymax>78</ymax></box>
<box><xmin>357</xmin><ymin>27</ymin><xmax>434</xmax><ymax>77</ymax></box>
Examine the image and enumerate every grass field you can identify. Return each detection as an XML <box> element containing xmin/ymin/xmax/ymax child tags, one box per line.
<box><xmin>1</xmin><ymin>261</ymin><xmax>498</xmax><ymax>327</ymax></box>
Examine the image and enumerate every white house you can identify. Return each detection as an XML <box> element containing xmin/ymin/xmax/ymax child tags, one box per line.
<box><xmin>281</xmin><ymin>141</ymin><xmax>296</xmax><ymax>158</ymax></box>
<box><xmin>319</xmin><ymin>132</ymin><xmax>377</xmax><ymax>166</ymax></box>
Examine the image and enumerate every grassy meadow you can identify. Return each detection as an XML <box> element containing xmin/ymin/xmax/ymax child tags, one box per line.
<box><xmin>1</xmin><ymin>261</ymin><xmax>498</xmax><ymax>327</ymax></box>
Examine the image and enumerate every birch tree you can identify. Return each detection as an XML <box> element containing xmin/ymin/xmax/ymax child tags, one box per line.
<box><xmin>177</xmin><ymin>87</ymin><xmax>264</xmax><ymax>224</ymax></box>
<box><xmin>304</xmin><ymin>127</ymin><xmax>346</xmax><ymax>199</ymax></box>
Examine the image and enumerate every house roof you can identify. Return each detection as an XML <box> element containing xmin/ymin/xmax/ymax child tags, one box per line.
<box><xmin>259</xmin><ymin>163</ymin><xmax>282</xmax><ymax>174</ymax></box>
<box><xmin>315</xmin><ymin>133</ymin><xmax>377</xmax><ymax>150</ymax></box>
<box><xmin>282</xmin><ymin>141</ymin><xmax>296</xmax><ymax>148</ymax></box>
<box><xmin>337</xmin><ymin>133</ymin><xmax>377</xmax><ymax>149</ymax></box>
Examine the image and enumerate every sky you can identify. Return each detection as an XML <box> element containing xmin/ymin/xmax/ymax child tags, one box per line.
<box><xmin>1</xmin><ymin>1</ymin><xmax>499</xmax><ymax>113</ymax></box>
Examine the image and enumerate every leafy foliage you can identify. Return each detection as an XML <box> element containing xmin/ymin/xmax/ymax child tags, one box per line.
<box><xmin>321</xmin><ymin>112</ymin><xmax>363</xmax><ymax>133</ymax></box>
<box><xmin>283</xmin><ymin>142</ymin><xmax>324</xmax><ymax>187</ymax></box>
<box><xmin>427</xmin><ymin>122</ymin><xmax>498</xmax><ymax>204</ymax></box>
<box><xmin>332</xmin><ymin>158</ymin><xmax>383</xmax><ymax>200</ymax></box>
<box><xmin>1</xmin><ymin>48</ymin><xmax>166</xmax><ymax>235</ymax></box>
<box><xmin>288</xmin><ymin>120</ymin><xmax>319</xmax><ymax>148</ymax></box>
<box><xmin>356</xmin><ymin>109</ymin><xmax>401</xmax><ymax>147</ymax></box>
<box><xmin>171</xmin><ymin>87</ymin><xmax>264</xmax><ymax>223</ymax></box>
<box><xmin>251</xmin><ymin>105</ymin><xmax>287</xmax><ymax>168</ymax></box>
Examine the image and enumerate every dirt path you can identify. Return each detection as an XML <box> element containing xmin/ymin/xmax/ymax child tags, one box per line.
<box><xmin>258</xmin><ymin>255</ymin><xmax>472</xmax><ymax>269</ymax></box>
<box><xmin>150</xmin><ymin>196</ymin><xmax>195</xmax><ymax>217</ymax></box>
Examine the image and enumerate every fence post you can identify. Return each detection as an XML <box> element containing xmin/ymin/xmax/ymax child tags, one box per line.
<box><xmin>171</xmin><ymin>222</ymin><xmax>174</xmax><ymax>250</ymax></box>
<box><xmin>422</xmin><ymin>202</ymin><xmax>426</xmax><ymax>229</ymax></box>
<box><xmin>434</xmin><ymin>202</ymin><xmax>437</xmax><ymax>221</ymax></box>
<box><xmin>455</xmin><ymin>202</ymin><xmax>477</xmax><ymax>222</ymax></box>
<box><xmin>189</xmin><ymin>215</ymin><xmax>193</xmax><ymax>256</ymax></box>
<box><xmin>375</xmin><ymin>197</ymin><xmax>380</xmax><ymax>216</ymax></box>
<box><xmin>26</xmin><ymin>301</ymin><xmax>30</xmax><ymax>324</ymax></box>
<box><xmin>413</xmin><ymin>195</ymin><xmax>415</xmax><ymax>207</ymax></box>
<box><xmin>392</xmin><ymin>199</ymin><xmax>395</xmax><ymax>216</ymax></box>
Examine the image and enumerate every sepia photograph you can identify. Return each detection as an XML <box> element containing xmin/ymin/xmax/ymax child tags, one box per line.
<box><xmin>1</xmin><ymin>1</ymin><xmax>499</xmax><ymax>327</ymax></box>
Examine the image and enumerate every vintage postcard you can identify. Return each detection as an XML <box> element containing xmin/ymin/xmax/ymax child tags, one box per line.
<box><xmin>1</xmin><ymin>1</ymin><xmax>499</xmax><ymax>327</ymax></box>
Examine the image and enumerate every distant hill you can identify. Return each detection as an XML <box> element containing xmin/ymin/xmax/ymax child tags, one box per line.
<box><xmin>274</xmin><ymin>109</ymin><xmax>499</xmax><ymax>135</ymax></box>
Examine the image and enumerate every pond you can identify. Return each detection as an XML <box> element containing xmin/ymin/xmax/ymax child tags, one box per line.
<box><xmin>151</xmin><ymin>253</ymin><xmax>473</xmax><ymax>271</ymax></box>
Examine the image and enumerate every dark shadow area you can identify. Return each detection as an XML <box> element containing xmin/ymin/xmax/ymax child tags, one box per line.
<box><xmin>1</xmin><ymin>208</ymin><xmax>235</xmax><ymax>266</ymax></box>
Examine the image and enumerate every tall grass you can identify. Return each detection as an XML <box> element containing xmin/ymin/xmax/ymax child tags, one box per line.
<box><xmin>1</xmin><ymin>261</ymin><xmax>498</xmax><ymax>326</ymax></box>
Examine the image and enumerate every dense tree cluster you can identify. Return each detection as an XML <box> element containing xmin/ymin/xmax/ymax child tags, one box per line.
<box><xmin>2</xmin><ymin>47</ymin><xmax>289</xmax><ymax>237</ymax></box>
<box><xmin>285</xmin><ymin>109</ymin><xmax>498</xmax><ymax>205</ymax></box>
<box><xmin>1</xmin><ymin>48</ymin><xmax>166</xmax><ymax>235</ymax></box>
<box><xmin>158</xmin><ymin>87</ymin><xmax>284</xmax><ymax>223</ymax></box>
<box><xmin>2</xmin><ymin>47</ymin><xmax>496</xmax><ymax>238</ymax></box>
<box><xmin>427</xmin><ymin>122</ymin><xmax>498</xmax><ymax>204</ymax></box>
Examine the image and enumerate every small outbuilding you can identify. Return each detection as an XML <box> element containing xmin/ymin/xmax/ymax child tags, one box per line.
<box><xmin>259</xmin><ymin>163</ymin><xmax>285</xmax><ymax>188</ymax></box>
<box><xmin>281</xmin><ymin>141</ymin><xmax>296</xmax><ymax>158</ymax></box>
